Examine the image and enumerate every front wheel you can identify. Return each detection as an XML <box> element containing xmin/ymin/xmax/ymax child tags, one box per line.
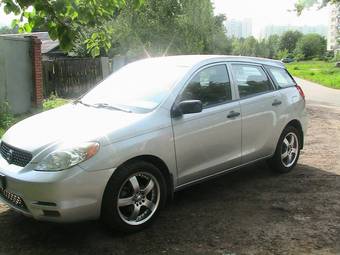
<box><xmin>268</xmin><ymin>126</ymin><xmax>301</xmax><ymax>173</ymax></box>
<box><xmin>101</xmin><ymin>161</ymin><xmax>167</xmax><ymax>233</ymax></box>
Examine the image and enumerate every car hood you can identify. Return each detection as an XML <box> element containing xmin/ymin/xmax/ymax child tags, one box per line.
<box><xmin>2</xmin><ymin>103</ymin><xmax>147</xmax><ymax>154</ymax></box>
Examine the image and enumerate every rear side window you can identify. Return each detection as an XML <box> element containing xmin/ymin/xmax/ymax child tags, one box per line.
<box><xmin>267</xmin><ymin>67</ymin><xmax>296</xmax><ymax>89</ymax></box>
<box><xmin>231</xmin><ymin>64</ymin><xmax>273</xmax><ymax>98</ymax></box>
<box><xmin>180</xmin><ymin>65</ymin><xmax>232</xmax><ymax>108</ymax></box>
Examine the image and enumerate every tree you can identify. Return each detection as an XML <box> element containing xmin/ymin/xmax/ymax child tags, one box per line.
<box><xmin>295</xmin><ymin>0</ymin><xmax>340</xmax><ymax>13</ymax></box>
<box><xmin>277</xmin><ymin>49</ymin><xmax>289</xmax><ymax>60</ymax></box>
<box><xmin>266</xmin><ymin>34</ymin><xmax>280</xmax><ymax>59</ymax></box>
<box><xmin>295</xmin><ymin>33</ymin><xmax>327</xmax><ymax>59</ymax></box>
<box><xmin>72</xmin><ymin>0</ymin><xmax>230</xmax><ymax>58</ymax></box>
<box><xmin>256</xmin><ymin>39</ymin><xmax>270</xmax><ymax>58</ymax></box>
<box><xmin>279</xmin><ymin>30</ymin><xmax>303</xmax><ymax>53</ymax></box>
<box><xmin>231</xmin><ymin>37</ymin><xmax>258</xmax><ymax>56</ymax></box>
<box><xmin>0</xmin><ymin>0</ymin><xmax>144</xmax><ymax>57</ymax></box>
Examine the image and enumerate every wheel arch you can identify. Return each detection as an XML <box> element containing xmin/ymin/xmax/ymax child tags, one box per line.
<box><xmin>109</xmin><ymin>155</ymin><xmax>174</xmax><ymax>200</ymax></box>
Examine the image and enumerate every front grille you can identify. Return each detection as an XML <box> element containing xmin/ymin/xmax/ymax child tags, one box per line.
<box><xmin>0</xmin><ymin>188</ymin><xmax>27</xmax><ymax>210</ymax></box>
<box><xmin>0</xmin><ymin>142</ymin><xmax>32</xmax><ymax>167</ymax></box>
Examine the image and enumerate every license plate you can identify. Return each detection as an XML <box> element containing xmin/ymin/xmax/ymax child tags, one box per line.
<box><xmin>0</xmin><ymin>174</ymin><xmax>6</xmax><ymax>190</ymax></box>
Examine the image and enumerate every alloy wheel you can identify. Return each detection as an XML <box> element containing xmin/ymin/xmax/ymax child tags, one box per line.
<box><xmin>117</xmin><ymin>172</ymin><xmax>160</xmax><ymax>226</ymax></box>
<box><xmin>281</xmin><ymin>132</ymin><xmax>299</xmax><ymax>168</ymax></box>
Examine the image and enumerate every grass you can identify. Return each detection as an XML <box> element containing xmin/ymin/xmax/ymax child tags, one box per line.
<box><xmin>286</xmin><ymin>61</ymin><xmax>340</xmax><ymax>89</ymax></box>
<box><xmin>0</xmin><ymin>96</ymin><xmax>70</xmax><ymax>138</ymax></box>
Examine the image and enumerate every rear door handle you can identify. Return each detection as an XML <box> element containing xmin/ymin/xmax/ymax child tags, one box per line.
<box><xmin>227</xmin><ymin>111</ymin><xmax>241</xmax><ymax>119</ymax></box>
<box><xmin>272</xmin><ymin>99</ymin><xmax>282</xmax><ymax>106</ymax></box>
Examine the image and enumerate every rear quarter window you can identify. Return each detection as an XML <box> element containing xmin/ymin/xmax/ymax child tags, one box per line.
<box><xmin>267</xmin><ymin>67</ymin><xmax>296</xmax><ymax>89</ymax></box>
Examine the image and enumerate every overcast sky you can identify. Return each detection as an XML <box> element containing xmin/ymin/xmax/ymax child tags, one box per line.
<box><xmin>1</xmin><ymin>0</ymin><xmax>330</xmax><ymax>37</ymax></box>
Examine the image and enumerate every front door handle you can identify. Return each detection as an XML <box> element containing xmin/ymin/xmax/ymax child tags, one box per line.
<box><xmin>227</xmin><ymin>111</ymin><xmax>241</xmax><ymax>119</ymax></box>
<box><xmin>272</xmin><ymin>99</ymin><xmax>282</xmax><ymax>106</ymax></box>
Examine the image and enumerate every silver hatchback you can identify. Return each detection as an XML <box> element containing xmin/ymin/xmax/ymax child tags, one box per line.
<box><xmin>0</xmin><ymin>55</ymin><xmax>307</xmax><ymax>232</ymax></box>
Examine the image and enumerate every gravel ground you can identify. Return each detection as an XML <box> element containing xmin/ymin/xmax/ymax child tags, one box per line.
<box><xmin>0</xmin><ymin>104</ymin><xmax>340</xmax><ymax>255</ymax></box>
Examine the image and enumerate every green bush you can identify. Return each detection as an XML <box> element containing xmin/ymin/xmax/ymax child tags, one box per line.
<box><xmin>43</xmin><ymin>94</ymin><xmax>70</xmax><ymax>111</ymax></box>
<box><xmin>0</xmin><ymin>128</ymin><xmax>5</xmax><ymax>138</ymax></box>
<box><xmin>0</xmin><ymin>102</ymin><xmax>14</xmax><ymax>131</ymax></box>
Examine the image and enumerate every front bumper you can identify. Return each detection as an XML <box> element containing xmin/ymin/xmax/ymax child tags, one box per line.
<box><xmin>0</xmin><ymin>155</ymin><xmax>114</xmax><ymax>222</ymax></box>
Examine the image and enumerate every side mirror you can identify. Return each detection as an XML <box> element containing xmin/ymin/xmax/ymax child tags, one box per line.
<box><xmin>171</xmin><ymin>100</ymin><xmax>203</xmax><ymax>118</ymax></box>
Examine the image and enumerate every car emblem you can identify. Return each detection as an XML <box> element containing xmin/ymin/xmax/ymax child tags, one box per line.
<box><xmin>6</xmin><ymin>149</ymin><xmax>14</xmax><ymax>164</ymax></box>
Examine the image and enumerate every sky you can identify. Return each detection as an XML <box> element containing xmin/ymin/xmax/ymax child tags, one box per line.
<box><xmin>212</xmin><ymin>0</ymin><xmax>330</xmax><ymax>37</ymax></box>
<box><xmin>1</xmin><ymin>0</ymin><xmax>330</xmax><ymax>37</ymax></box>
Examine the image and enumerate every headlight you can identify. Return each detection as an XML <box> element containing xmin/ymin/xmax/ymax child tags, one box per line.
<box><xmin>35</xmin><ymin>142</ymin><xmax>100</xmax><ymax>171</ymax></box>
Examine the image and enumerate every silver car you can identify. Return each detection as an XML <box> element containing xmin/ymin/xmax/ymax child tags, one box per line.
<box><xmin>0</xmin><ymin>55</ymin><xmax>307</xmax><ymax>232</ymax></box>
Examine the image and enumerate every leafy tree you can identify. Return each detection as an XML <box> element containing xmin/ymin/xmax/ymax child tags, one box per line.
<box><xmin>173</xmin><ymin>0</ymin><xmax>228</xmax><ymax>54</ymax></box>
<box><xmin>72</xmin><ymin>0</ymin><xmax>230</xmax><ymax>58</ymax></box>
<box><xmin>0</xmin><ymin>0</ymin><xmax>144</xmax><ymax>57</ymax></box>
<box><xmin>231</xmin><ymin>37</ymin><xmax>244</xmax><ymax>56</ymax></box>
<box><xmin>243</xmin><ymin>36</ymin><xmax>258</xmax><ymax>56</ymax></box>
<box><xmin>295</xmin><ymin>0</ymin><xmax>340</xmax><ymax>13</ymax></box>
<box><xmin>256</xmin><ymin>39</ymin><xmax>270</xmax><ymax>58</ymax></box>
<box><xmin>266</xmin><ymin>34</ymin><xmax>281</xmax><ymax>59</ymax></box>
<box><xmin>279</xmin><ymin>30</ymin><xmax>303</xmax><ymax>53</ymax></box>
<box><xmin>295</xmin><ymin>33</ymin><xmax>327</xmax><ymax>59</ymax></box>
<box><xmin>231</xmin><ymin>37</ymin><xmax>257</xmax><ymax>56</ymax></box>
<box><xmin>277</xmin><ymin>49</ymin><xmax>289</xmax><ymax>60</ymax></box>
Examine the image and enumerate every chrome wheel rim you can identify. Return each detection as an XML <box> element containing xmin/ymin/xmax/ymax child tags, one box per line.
<box><xmin>117</xmin><ymin>172</ymin><xmax>160</xmax><ymax>226</ymax></box>
<box><xmin>281</xmin><ymin>132</ymin><xmax>299</xmax><ymax>168</ymax></box>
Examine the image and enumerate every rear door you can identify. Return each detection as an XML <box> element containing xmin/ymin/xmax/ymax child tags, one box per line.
<box><xmin>172</xmin><ymin>63</ymin><xmax>242</xmax><ymax>185</ymax></box>
<box><xmin>229</xmin><ymin>63</ymin><xmax>281</xmax><ymax>163</ymax></box>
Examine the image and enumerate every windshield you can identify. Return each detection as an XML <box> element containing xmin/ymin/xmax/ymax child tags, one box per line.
<box><xmin>81</xmin><ymin>59</ymin><xmax>189</xmax><ymax>112</ymax></box>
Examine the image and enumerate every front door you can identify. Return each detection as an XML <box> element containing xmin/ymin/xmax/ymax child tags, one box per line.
<box><xmin>172</xmin><ymin>64</ymin><xmax>242</xmax><ymax>185</ymax></box>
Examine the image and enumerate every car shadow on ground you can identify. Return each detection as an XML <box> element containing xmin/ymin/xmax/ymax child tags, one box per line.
<box><xmin>0</xmin><ymin>163</ymin><xmax>339</xmax><ymax>255</ymax></box>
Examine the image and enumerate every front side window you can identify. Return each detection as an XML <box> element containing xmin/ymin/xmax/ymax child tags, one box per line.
<box><xmin>180</xmin><ymin>65</ymin><xmax>232</xmax><ymax>108</ymax></box>
<box><xmin>231</xmin><ymin>64</ymin><xmax>273</xmax><ymax>98</ymax></box>
<box><xmin>267</xmin><ymin>66</ymin><xmax>296</xmax><ymax>89</ymax></box>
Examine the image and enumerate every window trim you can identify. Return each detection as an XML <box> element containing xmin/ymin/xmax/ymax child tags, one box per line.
<box><xmin>227</xmin><ymin>62</ymin><xmax>276</xmax><ymax>100</ymax></box>
<box><xmin>174</xmin><ymin>62</ymin><xmax>236</xmax><ymax>111</ymax></box>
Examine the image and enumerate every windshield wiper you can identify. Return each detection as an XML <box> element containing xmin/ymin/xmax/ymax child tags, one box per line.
<box><xmin>74</xmin><ymin>99</ymin><xmax>92</xmax><ymax>107</ymax></box>
<box><xmin>93</xmin><ymin>103</ymin><xmax>132</xmax><ymax>113</ymax></box>
<box><xmin>74</xmin><ymin>100</ymin><xmax>132</xmax><ymax>113</ymax></box>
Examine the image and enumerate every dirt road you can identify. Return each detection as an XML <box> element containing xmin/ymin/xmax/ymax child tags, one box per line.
<box><xmin>1</xmin><ymin>104</ymin><xmax>340</xmax><ymax>255</ymax></box>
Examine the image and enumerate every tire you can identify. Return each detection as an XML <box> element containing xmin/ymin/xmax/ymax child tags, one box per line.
<box><xmin>101</xmin><ymin>160</ymin><xmax>167</xmax><ymax>233</ymax></box>
<box><xmin>267</xmin><ymin>126</ymin><xmax>301</xmax><ymax>173</ymax></box>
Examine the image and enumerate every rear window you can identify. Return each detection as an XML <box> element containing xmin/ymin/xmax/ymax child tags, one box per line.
<box><xmin>267</xmin><ymin>67</ymin><xmax>296</xmax><ymax>89</ymax></box>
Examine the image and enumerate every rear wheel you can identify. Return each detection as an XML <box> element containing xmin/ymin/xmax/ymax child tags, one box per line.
<box><xmin>268</xmin><ymin>126</ymin><xmax>301</xmax><ymax>173</ymax></box>
<box><xmin>101</xmin><ymin>161</ymin><xmax>167</xmax><ymax>233</ymax></box>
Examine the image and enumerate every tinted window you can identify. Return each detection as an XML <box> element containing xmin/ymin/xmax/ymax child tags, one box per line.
<box><xmin>267</xmin><ymin>67</ymin><xmax>296</xmax><ymax>88</ymax></box>
<box><xmin>231</xmin><ymin>64</ymin><xmax>273</xmax><ymax>98</ymax></box>
<box><xmin>180</xmin><ymin>65</ymin><xmax>232</xmax><ymax>108</ymax></box>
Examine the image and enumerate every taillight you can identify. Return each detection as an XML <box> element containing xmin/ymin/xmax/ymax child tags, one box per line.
<box><xmin>296</xmin><ymin>85</ymin><xmax>305</xmax><ymax>100</ymax></box>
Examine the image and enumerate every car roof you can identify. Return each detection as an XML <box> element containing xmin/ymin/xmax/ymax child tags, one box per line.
<box><xmin>134</xmin><ymin>55</ymin><xmax>285</xmax><ymax>69</ymax></box>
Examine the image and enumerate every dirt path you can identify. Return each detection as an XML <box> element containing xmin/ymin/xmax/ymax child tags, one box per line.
<box><xmin>0</xmin><ymin>104</ymin><xmax>340</xmax><ymax>255</ymax></box>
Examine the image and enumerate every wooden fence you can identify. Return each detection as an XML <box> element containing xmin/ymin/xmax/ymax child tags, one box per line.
<box><xmin>42</xmin><ymin>58</ymin><xmax>103</xmax><ymax>98</ymax></box>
